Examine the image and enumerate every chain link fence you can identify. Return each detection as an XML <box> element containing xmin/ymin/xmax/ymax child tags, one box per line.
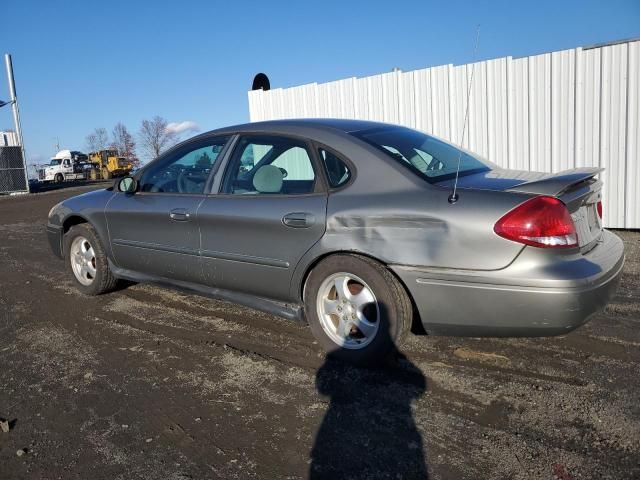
<box><xmin>0</xmin><ymin>146</ymin><xmax>28</xmax><ymax>193</ymax></box>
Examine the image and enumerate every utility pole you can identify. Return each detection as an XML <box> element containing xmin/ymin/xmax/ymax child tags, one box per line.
<box><xmin>4</xmin><ymin>53</ymin><xmax>29</xmax><ymax>192</ymax></box>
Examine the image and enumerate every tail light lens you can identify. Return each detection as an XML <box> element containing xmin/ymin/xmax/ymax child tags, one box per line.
<box><xmin>494</xmin><ymin>196</ymin><xmax>578</xmax><ymax>248</ymax></box>
<box><xmin>597</xmin><ymin>200</ymin><xmax>603</xmax><ymax>219</ymax></box>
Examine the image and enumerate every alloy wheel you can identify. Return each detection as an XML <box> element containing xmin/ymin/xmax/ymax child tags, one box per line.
<box><xmin>316</xmin><ymin>272</ymin><xmax>380</xmax><ymax>349</ymax></box>
<box><xmin>70</xmin><ymin>235</ymin><xmax>97</xmax><ymax>286</ymax></box>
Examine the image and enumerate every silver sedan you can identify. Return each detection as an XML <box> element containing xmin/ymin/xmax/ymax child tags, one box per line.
<box><xmin>47</xmin><ymin>119</ymin><xmax>624</xmax><ymax>364</ymax></box>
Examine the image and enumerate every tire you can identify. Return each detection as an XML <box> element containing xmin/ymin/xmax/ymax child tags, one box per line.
<box><xmin>55</xmin><ymin>173</ymin><xmax>64</xmax><ymax>183</ymax></box>
<box><xmin>304</xmin><ymin>254</ymin><xmax>412</xmax><ymax>365</ymax></box>
<box><xmin>63</xmin><ymin>223</ymin><xmax>118</xmax><ymax>295</ymax></box>
<box><xmin>102</xmin><ymin>168</ymin><xmax>112</xmax><ymax>180</ymax></box>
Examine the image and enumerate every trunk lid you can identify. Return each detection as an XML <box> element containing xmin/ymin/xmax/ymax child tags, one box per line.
<box><xmin>436</xmin><ymin>167</ymin><xmax>604</xmax><ymax>250</ymax></box>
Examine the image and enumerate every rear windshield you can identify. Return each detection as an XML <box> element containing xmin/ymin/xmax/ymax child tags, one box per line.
<box><xmin>352</xmin><ymin>126</ymin><xmax>493</xmax><ymax>182</ymax></box>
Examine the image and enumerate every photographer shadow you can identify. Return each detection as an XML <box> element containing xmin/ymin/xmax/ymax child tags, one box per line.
<box><xmin>310</xmin><ymin>309</ymin><xmax>429</xmax><ymax>479</ymax></box>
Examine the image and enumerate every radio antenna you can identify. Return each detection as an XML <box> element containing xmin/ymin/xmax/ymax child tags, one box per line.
<box><xmin>448</xmin><ymin>25</ymin><xmax>481</xmax><ymax>204</ymax></box>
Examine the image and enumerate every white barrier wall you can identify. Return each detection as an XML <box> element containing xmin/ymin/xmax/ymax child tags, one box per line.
<box><xmin>248</xmin><ymin>40</ymin><xmax>639</xmax><ymax>229</ymax></box>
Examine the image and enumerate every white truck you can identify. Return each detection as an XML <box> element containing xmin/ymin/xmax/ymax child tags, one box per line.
<box><xmin>37</xmin><ymin>150</ymin><xmax>91</xmax><ymax>183</ymax></box>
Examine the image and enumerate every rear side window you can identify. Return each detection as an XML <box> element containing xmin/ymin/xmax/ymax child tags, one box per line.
<box><xmin>272</xmin><ymin>147</ymin><xmax>315</xmax><ymax>181</ymax></box>
<box><xmin>222</xmin><ymin>136</ymin><xmax>317</xmax><ymax>195</ymax></box>
<box><xmin>319</xmin><ymin>149</ymin><xmax>351</xmax><ymax>188</ymax></box>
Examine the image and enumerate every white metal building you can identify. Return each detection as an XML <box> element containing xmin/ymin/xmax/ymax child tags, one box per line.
<box><xmin>248</xmin><ymin>39</ymin><xmax>639</xmax><ymax>229</ymax></box>
<box><xmin>0</xmin><ymin>130</ymin><xmax>19</xmax><ymax>147</ymax></box>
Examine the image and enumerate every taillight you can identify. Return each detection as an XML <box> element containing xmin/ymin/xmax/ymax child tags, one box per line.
<box><xmin>597</xmin><ymin>200</ymin><xmax>603</xmax><ymax>219</ymax></box>
<box><xmin>494</xmin><ymin>196</ymin><xmax>578</xmax><ymax>248</ymax></box>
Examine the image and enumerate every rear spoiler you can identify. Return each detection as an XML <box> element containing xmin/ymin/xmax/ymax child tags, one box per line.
<box><xmin>507</xmin><ymin>167</ymin><xmax>603</xmax><ymax>196</ymax></box>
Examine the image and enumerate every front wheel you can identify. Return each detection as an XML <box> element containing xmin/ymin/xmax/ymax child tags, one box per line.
<box><xmin>55</xmin><ymin>173</ymin><xmax>64</xmax><ymax>183</ymax></box>
<box><xmin>304</xmin><ymin>254</ymin><xmax>412</xmax><ymax>365</ymax></box>
<box><xmin>64</xmin><ymin>223</ymin><xmax>118</xmax><ymax>295</ymax></box>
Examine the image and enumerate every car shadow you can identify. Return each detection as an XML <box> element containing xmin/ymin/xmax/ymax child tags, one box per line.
<box><xmin>310</xmin><ymin>309</ymin><xmax>429</xmax><ymax>479</ymax></box>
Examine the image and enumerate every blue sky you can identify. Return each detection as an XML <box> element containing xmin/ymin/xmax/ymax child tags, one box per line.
<box><xmin>1</xmin><ymin>0</ymin><xmax>638</xmax><ymax>165</ymax></box>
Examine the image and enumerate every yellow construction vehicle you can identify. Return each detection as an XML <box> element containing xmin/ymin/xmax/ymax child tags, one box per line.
<box><xmin>88</xmin><ymin>149</ymin><xmax>134</xmax><ymax>180</ymax></box>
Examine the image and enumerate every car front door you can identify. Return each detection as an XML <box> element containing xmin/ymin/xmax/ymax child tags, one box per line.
<box><xmin>197</xmin><ymin>134</ymin><xmax>327</xmax><ymax>302</ymax></box>
<box><xmin>105</xmin><ymin>136</ymin><xmax>231</xmax><ymax>283</ymax></box>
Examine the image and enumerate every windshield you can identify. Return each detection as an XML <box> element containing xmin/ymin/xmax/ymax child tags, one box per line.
<box><xmin>49</xmin><ymin>159</ymin><xmax>61</xmax><ymax>166</ymax></box>
<box><xmin>352</xmin><ymin>127</ymin><xmax>494</xmax><ymax>182</ymax></box>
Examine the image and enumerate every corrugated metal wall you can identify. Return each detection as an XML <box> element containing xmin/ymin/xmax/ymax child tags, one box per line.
<box><xmin>0</xmin><ymin>131</ymin><xmax>19</xmax><ymax>147</ymax></box>
<box><xmin>248</xmin><ymin>40</ymin><xmax>639</xmax><ymax>228</ymax></box>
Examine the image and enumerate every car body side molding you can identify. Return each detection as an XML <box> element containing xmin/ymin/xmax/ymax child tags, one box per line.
<box><xmin>200</xmin><ymin>249</ymin><xmax>290</xmax><ymax>268</ymax></box>
<box><xmin>111</xmin><ymin>238</ymin><xmax>200</xmax><ymax>257</ymax></box>
<box><xmin>107</xmin><ymin>260</ymin><xmax>304</xmax><ymax>323</ymax></box>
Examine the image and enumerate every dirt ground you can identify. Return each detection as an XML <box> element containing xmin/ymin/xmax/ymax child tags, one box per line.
<box><xmin>0</xmin><ymin>185</ymin><xmax>638</xmax><ymax>480</ymax></box>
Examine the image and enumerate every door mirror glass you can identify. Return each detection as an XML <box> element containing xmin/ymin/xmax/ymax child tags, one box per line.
<box><xmin>117</xmin><ymin>176</ymin><xmax>137</xmax><ymax>193</ymax></box>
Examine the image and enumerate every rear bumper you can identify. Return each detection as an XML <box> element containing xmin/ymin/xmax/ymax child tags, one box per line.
<box><xmin>47</xmin><ymin>224</ymin><xmax>63</xmax><ymax>258</ymax></box>
<box><xmin>391</xmin><ymin>229</ymin><xmax>625</xmax><ymax>336</ymax></box>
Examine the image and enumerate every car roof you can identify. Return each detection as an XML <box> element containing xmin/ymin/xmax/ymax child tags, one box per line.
<box><xmin>204</xmin><ymin>118</ymin><xmax>400</xmax><ymax>137</ymax></box>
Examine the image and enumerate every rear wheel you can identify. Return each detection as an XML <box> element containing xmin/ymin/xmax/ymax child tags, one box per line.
<box><xmin>304</xmin><ymin>254</ymin><xmax>412</xmax><ymax>365</ymax></box>
<box><xmin>101</xmin><ymin>167</ymin><xmax>112</xmax><ymax>180</ymax></box>
<box><xmin>64</xmin><ymin>223</ymin><xmax>118</xmax><ymax>295</ymax></box>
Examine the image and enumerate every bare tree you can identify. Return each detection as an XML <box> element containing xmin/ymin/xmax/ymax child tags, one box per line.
<box><xmin>111</xmin><ymin>122</ymin><xmax>136</xmax><ymax>159</ymax></box>
<box><xmin>85</xmin><ymin>127</ymin><xmax>109</xmax><ymax>153</ymax></box>
<box><xmin>138</xmin><ymin>116</ymin><xmax>178</xmax><ymax>160</ymax></box>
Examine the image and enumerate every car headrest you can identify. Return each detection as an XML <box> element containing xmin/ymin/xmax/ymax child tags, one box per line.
<box><xmin>253</xmin><ymin>165</ymin><xmax>283</xmax><ymax>193</ymax></box>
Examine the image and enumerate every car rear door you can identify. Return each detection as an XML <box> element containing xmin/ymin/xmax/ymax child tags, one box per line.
<box><xmin>197</xmin><ymin>134</ymin><xmax>327</xmax><ymax>302</ymax></box>
<box><xmin>105</xmin><ymin>136</ymin><xmax>231</xmax><ymax>283</ymax></box>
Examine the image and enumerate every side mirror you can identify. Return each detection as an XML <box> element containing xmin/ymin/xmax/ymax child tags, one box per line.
<box><xmin>116</xmin><ymin>176</ymin><xmax>138</xmax><ymax>193</ymax></box>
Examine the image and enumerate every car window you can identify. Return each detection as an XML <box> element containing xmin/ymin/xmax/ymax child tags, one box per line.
<box><xmin>139</xmin><ymin>137</ymin><xmax>229</xmax><ymax>194</ymax></box>
<box><xmin>353</xmin><ymin>126</ymin><xmax>493</xmax><ymax>182</ymax></box>
<box><xmin>223</xmin><ymin>136</ymin><xmax>316</xmax><ymax>195</ymax></box>
<box><xmin>272</xmin><ymin>147</ymin><xmax>315</xmax><ymax>181</ymax></box>
<box><xmin>239</xmin><ymin>143</ymin><xmax>272</xmax><ymax>172</ymax></box>
<box><xmin>319</xmin><ymin>148</ymin><xmax>351</xmax><ymax>188</ymax></box>
<box><xmin>381</xmin><ymin>145</ymin><xmax>432</xmax><ymax>171</ymax></box>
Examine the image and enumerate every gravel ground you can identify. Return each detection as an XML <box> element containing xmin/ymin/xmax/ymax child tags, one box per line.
<box><xmin>0</xmin><ymin>185</ymin><xmax>638</xmax><ymax>480</ymax></box>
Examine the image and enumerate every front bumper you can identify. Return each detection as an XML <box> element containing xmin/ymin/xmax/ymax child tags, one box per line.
<box><xmin>391</xmin><ymin>229</ymin><xmax>625</xmax><ymax>336</ymax></box>
<box><xmin>47</xmin><ymin>224</ymin><xmax>63</xmax><ymax>258</ymax></box>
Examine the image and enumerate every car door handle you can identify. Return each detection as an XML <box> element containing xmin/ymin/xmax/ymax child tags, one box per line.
<box><xmin>169</xmin><ymin>208</ymin><xmax>190</xmax><ymax>221</ymax></box>
<box><xmin>283</xmin><ymin>212</ymin><xmax>314</xmax><ymax>228</ymax></box>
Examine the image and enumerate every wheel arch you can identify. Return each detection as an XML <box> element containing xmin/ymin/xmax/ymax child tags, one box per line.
<box><xmin>61</xmin><ymin>214</ymin><xmax>117</xmax><ymax>262</ymax></box>
<box><xmin>299</xmin><ymin>250</ymin><xmax>380</xmax><ymax>299</ymax></box>
<box><xmin>62</xmin><ymin>214</ymin><xmax>89</xmax><ymax>234</ymax></box>
<box><xmin>59</xmin><ymin>214</ymin><xmax>90</xmax><ymax>256</ymax></box>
